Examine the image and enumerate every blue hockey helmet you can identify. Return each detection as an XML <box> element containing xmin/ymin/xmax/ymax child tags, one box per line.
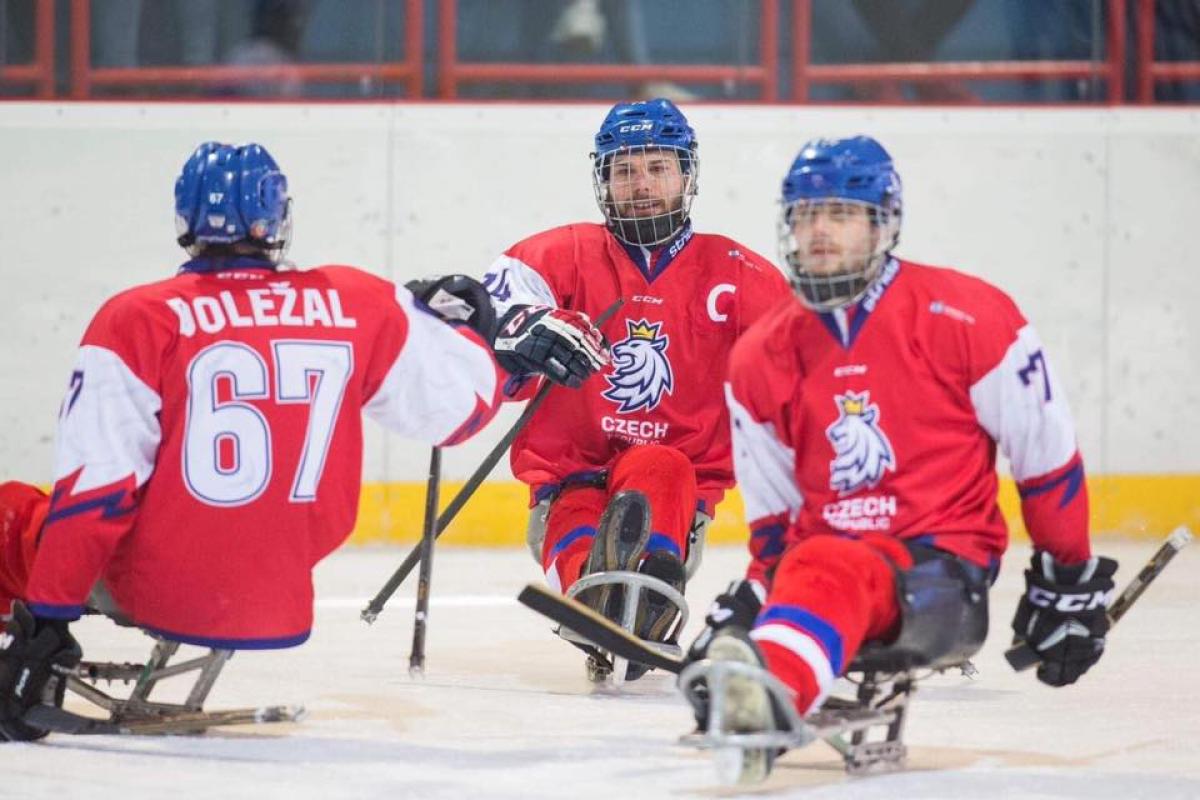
<box><xmin>593</xmin><ymin>98</ymin><xmax>697</xmax><ymax>171</ymax></box>
<box><xmin>174</xmin><ymin>141</ymin><xmax>292</xmax><ymax>263</ymax></box>
<box><xmin>591</xmin><ymin>98</ymin><xmax>698</xmax><ymax>247</ymax></box>
<box><xmin>778</xmin><ymin>136</ymin><xmax>902</xmax><ymax>310</ymax></box>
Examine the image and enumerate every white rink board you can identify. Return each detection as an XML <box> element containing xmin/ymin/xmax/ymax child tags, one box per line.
<box><xmin>10</xmin><ymin>541</ymin><xmax>1200</xmax><ymax>799</ymax></box>
<box><xmin>1</xmin><ymin>104</ymin><xmax>1198</xmax><ymax>481</ymax></box>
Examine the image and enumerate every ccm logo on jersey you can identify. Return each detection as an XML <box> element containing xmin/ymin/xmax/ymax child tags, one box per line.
<box><xmin>1026</xmin><ymin>587</ymin><xmax>1111</xmax><ymax>612</ymax></box>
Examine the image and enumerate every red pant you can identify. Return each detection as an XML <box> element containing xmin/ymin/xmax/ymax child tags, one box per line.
<box><xmin>541</xmin><ymin>444</ymin><xmax>697</xmax><ymax>591</ymax></box>
<box><xmin>751</xmin><ymin>533</ymin><xmax>913</xmax><ymax>715</ymax></box>
<box><xmin>0</xmin><ymin>481</ymin><xmax>48</xmax><ymax>617</ymax></box>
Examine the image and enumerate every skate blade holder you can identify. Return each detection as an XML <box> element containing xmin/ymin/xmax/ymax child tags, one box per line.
<box><xmin>559</xmin><ymin>570</ymin><xmax>688</xmax><ymax>685</ymax></box>
<box><xmin>678</xmin><ymin>658</ymin><xmax>908</xmax><ymax>779</ymax></box>
<box><xmin>678</xmin><ymin>658</ymin><xmax>814</xmax><ymax>752</ymax></box>
<box><xmin>62</xmin><ymin>635</ymin><xmax>305</xmax><ymax>735</ymax></box>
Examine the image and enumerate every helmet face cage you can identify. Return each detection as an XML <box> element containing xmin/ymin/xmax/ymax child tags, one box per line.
<box><xmin>264</xmin><ymin>196</ymin><xmax>294</xmax><ymax>264</ymax></box>
<box><xmin>592</xmin><ymin>144</ymin><xmax>697</xmax><ymax>247</ymax></box>
<box><xmin>778</xmin><ymin>198</ymin><xmax>899</xmax><ymax>312</ymax></box>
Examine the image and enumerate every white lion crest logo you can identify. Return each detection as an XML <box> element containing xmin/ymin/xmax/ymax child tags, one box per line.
<box><xmin>826</xmin><ymin>391</ymin><xmax>896</xmax><ymax>495</ymax></box>
<box><xmin>602</xmin><ymin>319</ymin><xmax>674</xmax><ymax>413</ymax></box>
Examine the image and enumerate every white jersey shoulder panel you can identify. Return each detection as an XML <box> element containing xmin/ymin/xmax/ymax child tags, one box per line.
<box><xmin>482</xmin><ymin>254</ymin><xmax>558</xmax><ymax>318</ymax></box>
<box><xmin>969</xmin><ymin>323</ymin><xmax>1077</xmax><ymax>481</ymax></box>
<box><xmin>55</xmin><ymin>344</ymin><xmax>163</xmax><ymax>493</ymax></box>
<box><xmin>364</xmin><ymin>287</ymin><xmax>498</xmax><ymax>443</ymax></box>
<box><xmin>726</xmin><ymin>383</ymin><xmax>803</xmax><ymax>524</ymax></box>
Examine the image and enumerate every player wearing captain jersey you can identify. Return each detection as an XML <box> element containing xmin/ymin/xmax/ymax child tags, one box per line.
<box><xmin>0</xmin><ymin>142</ymin><xmax>503</xmax><ymax>740</ymax></box>
<box><xmin>684</xmin><ymin>136</ymin><xmax>1118</xmax><ymax>777</ymax></box>
<box><xmin>482</xmin><ymin>98</ymin><xmax>788</xmax><ymax>679</ymax></box>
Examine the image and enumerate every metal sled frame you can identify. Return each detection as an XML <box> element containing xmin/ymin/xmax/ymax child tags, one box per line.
<box><xmin>42</xmin><ymin>634</ymin><xmax>305</xmax><ymax>735</ymax></box>
<box><xmin>679</xmin><ymin>655</ymin><xmax>971</xmax><ymax>777</ymax></box>
<box><xmin>559</xmin><ymin>570</ymin><xmax>688</xmax><ymax>684</ymax></box>
<box><xmin>528</xmin><ymin>501</ymin><xmax>710</xmax><ymax>582</ymax></box>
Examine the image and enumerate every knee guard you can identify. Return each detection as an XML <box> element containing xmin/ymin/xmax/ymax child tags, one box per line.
<box><xmin>526</xmin><ymin>498</ymin><xmax>551</xmax><ymax>561</ymax></box>
<box><xmin>854</xmin><ymin>545</ymin><xmax>990</xmax><ymax>672</ymax></box>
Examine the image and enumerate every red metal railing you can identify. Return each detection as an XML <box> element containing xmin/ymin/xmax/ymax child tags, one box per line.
<box><xmin>436</xmin><ymin>0</ymin><xmax>780</xmax><ymax>101</ymax></box>
<box><xmin>1135</xmin><ymin>0</ymin><xmax>1200</xmax><ymax>102</ymax></box>
<box><xmin>0</xmin><ymin>0</ymin><xmax>56</xmax><ymax>98</ymax></box>
<box><xmin>68</xmin><ymin>0</ymin><xmax>424</xmax><ymax>99</ymax></box>
<box><xmin>791</xmin><ymin>0</ymin><xmax>1128</xmax><ymax>103</ymax></box>
<box><xmin>6</xmin><ymin>0</ymin><xmax>1200</xmax><ymax>104</ymax></box>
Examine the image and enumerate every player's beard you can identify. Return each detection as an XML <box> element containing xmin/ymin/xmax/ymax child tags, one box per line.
<box><xmin>791</xmin><ymin>266</ymin><xmax>874</xmax><ymax>310</ymax></box>
<box><xmin>786</xmin><ymin>234</ymin><xmax>882</xmax><ymax>310</ymax></box>
<box><xmin>611</xmin><ymin>205</ymin><xmax>688</xmax><ymax>247</ymax></box>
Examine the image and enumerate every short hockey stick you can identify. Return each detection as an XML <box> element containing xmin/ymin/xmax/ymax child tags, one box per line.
<box><xmin>361</xmin><ymin>297</ymin><xmax>625</xmax><ymax>624</ymax></box>
<box><xmin>408</xmin><ymin>447</ymin><xmax>441</xmax><ymax>675</ymax></box>
<box><xmin>1005</xmin><ymin>525</ymin><xmax>1194</xmax><ymax>670</ymax></box>
<box><xmin>523</xmin><ymin>527</ymin><xmax>1197</xmax><ymax>678</ymax></box>
<box><xmin>517</xmin><ymin>582</ymin><xmax>684</xmax><ymax>674</ymax></box>
<box><xmin>24</xmin><ymin>703</ymin><xmax>303</xmax><ymax>736</ymax></box>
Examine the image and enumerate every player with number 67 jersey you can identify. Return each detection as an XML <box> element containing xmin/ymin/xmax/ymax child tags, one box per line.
<box><xmin>16</xmin><ymin>142</ymin><xmax>503</xmax><ymax>649</ymax></box>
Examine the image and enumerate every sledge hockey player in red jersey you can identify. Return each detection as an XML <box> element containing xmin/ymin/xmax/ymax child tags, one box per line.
<box><xmin>681</xmin><ymin>136</ymin><xmax>1119</xmax><ymax>781</ymax></box>
<box><xmin>0</xmin><ymin>142</ymin><xmax>504</xmax><ymax>740</ymax></box>
<box><xmin>483</xmin><ymin>98</ymin><xmax>788</xmax><ymax>680</ymax></box>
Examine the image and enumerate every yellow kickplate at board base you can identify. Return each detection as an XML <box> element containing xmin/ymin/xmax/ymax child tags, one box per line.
<box><xmin>348</xmin><ymin>474</ymin><xmax>1200</xmax><ymax>547</ymax></box>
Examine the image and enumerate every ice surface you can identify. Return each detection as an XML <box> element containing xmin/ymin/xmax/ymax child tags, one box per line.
<box><xmin>9</xmin><ymin>540</ymin><xmax>1199</xmax><ymax>799</ymax></box>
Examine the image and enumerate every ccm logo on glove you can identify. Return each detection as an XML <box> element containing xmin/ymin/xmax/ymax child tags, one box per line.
<box><xmin>1025</xmin><ymin>587</ymin><xmax>1112</xmax><ymax>612</ymax></box>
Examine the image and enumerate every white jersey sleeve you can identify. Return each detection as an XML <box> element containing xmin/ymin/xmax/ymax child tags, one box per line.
<box><xmin>726</xmin><ymin>382</ymin><xmax>803</xmax><ymax>580</ymax></box>
<box><xmin>968</xmin><ymin>323</ymin><xmax>1077</xmax><ymax>481</ymax></box>
<box><xmin>54</xmin><ymin>344</ymin><xmax>163</xmax><ymax>492</ymax></box>
<box><xmin>482</xmin><ymin>254</ymin><xmax>558</xmax><ymax>319</ymax></box>
<box><xmin>364</xmin><ymin>287</ymin><xmax>501</xmax><ymax>446</ymax></box>
<box><xmin>727</xmin><ymin>383</ymin><xmax>803</xmax><ymax>525</ymax></box>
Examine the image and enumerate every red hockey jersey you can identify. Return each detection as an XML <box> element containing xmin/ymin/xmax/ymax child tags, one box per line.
<box><xmin>728</xmin><ymin>258</ymin><xmax>1091</xmax><ymax>582</ymax></box>
<box><xmin>27</xmin><ymin>263</ymin><xmax>501</xmax><ymax>648</ymax></box>
<box><xmin>484</xmin><ymin>222</ymin><xmax>789</xmax><ymax>512</ymax></box>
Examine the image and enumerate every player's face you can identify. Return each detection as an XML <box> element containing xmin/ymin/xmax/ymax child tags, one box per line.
<box><xmin>607</xmin><ymin>149</ymin><xmax>686</xmax><ymax>218</ymax></box>
<box><xmin>789</xmin><ymin>200</ymin><xmax>876</xmax><ymax>276</ymax></box>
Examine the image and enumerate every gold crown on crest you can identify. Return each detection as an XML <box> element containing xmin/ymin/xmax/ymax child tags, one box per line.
<box><xmin>838</xmin><ymin>392</ymin><xmax>868</xmax><ymax>415</ymax></box>
<box><xmin>626</xmin><ymin>319</ymin><xmax>662</xmax><ymax>339</ymax></box>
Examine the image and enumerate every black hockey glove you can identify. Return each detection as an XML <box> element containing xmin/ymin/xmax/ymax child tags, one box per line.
<box><xmin>493</xmin><ymin>304</ymin><xmax>609</xmax><ymax>388</ymax></box>
<box><xmin>405</xmin><ymin>274</ymin><xmax>498</xmax><ymax>344</ymax></box>
<box><xmin>1011</xmin><ymin>551</ymin><xmax>1118</xmax><ymax>687</ymax></box>
<box><xmin>0</xmin><ymin>601</ymin><xmax>82</xmax><ymax>741</ymax></box>
<box><xmin>685</xmin><ymin>579</ymin><xmax>767</xmax><ymax>664</ymax></box>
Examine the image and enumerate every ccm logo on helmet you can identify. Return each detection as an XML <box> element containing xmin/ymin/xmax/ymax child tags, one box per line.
<box><xmin>618</xmin><ymin>122</ymin><xmax>654</xmax><ymax>133</ymax></box>
<box><xmin>1027</xmin><ymin>587</ymin><xmax>1110</xmax><ymax>612</ymax></box>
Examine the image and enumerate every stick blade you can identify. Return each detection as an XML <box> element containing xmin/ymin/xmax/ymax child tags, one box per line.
<box><xmin>517</xmin><ymin>583</ymin><xmax>683</xmax><ymax>674</ymax></box>
<box><xmin>1003</xmin><ymin>642</ymin><xmax>1040</xmax><ymax>672</ymax></box>
<box><xmin>1167</xmin><ymin>525</ymin><xmax>1194</xmax><ymax>551</ymax></box>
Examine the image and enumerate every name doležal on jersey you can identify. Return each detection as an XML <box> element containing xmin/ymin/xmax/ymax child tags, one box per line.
<box><xmin>166</xmin><ymin>283</ymin><xmax>358</xmax><ymax>336</ymax></box>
